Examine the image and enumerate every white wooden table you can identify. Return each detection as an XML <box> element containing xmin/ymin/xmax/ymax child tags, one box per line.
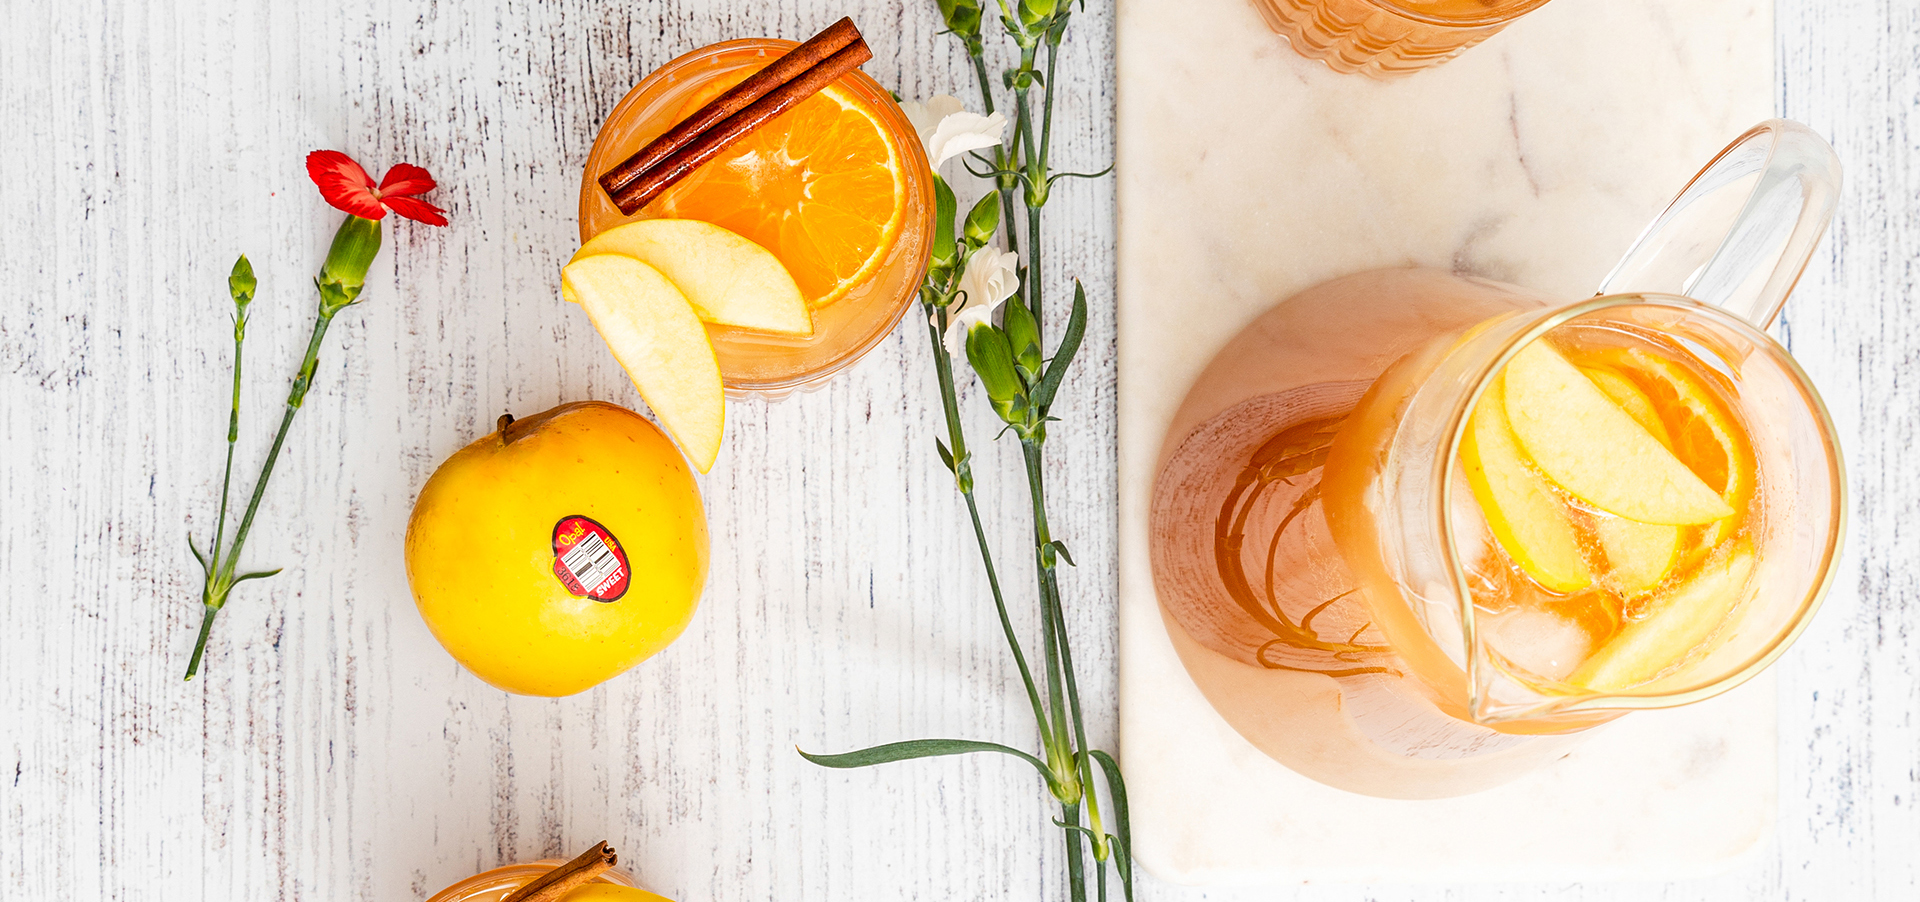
<box><xmin>1</xmin><ymin>2</ymin><xmax>1912</xmax><ymax>900</ymax></box>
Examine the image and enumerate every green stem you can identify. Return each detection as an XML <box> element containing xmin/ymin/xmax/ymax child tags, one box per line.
<box><xmin>1050</xmin><ymin>562</ymin><xmax>1103</xmax><ymax>837</ymax></box>
<box><xmin>1027</xmin><ymin>189</ymin><xmax>1044</xmax><ymax>342</ymax></box>
<box><xmin>216</xmin><ymin>310</ymin><xmax>333</xmax><ymax>585</ymax></box>
<box><xmin>1061</xmin><ymin>799</ymin><xmax>1088</xmax><ymax>902</ymax></box>
<box><xmin>1021</xmin><ymin>440</ymin><xmax>1072</xmax><ymax>762</ymax></box>
<box><xmin>185</xmin><ymin>308</ymin><xmax>337</xmax><ymax>680</ymax></box>
<box><xmin>184</xmin><ymin>603</ymin><xmax>219</xmax><ymax>682</ymax></box>
<box><xmin>966</xmin><ymin>491</ymin><xmax>1053</xmax><ymax>749</ymax></box>
<box><xmin>1040</xmin><ymin>31</ymin><xmax>1061</xmax><ymax>183</ymax></box>
<box><xmin>210</xmin><ymin>315</ymin><xmax>246</xmax><ymax>566</ymax></box>
<box><xmin>1012</xmin><ymin>84</ymin><xmax>1042</xmax><ymax>337</ymax></box>
<box><xmin>1025</xmin><ymin>439</ymin><xmax>1105</xmax><ymax>835</ymax></box>
<box><xmin>925</xmin><ymin>309</ymin><xmax>1053</xmax><ymax>745</ymax></box>
<box><xmin>969</xmin><ymin>50</ymin><xmax>1022</xmax><ymax>262</ymax></box>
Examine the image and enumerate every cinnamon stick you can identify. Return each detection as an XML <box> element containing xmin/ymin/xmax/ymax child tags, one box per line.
<box><xmin>600</xmin><ymin>17</ymin><xmax>861</xmax><ymax>202</ymax></box>
<box><xmin>501</xmin><ymin>841</ymin><xmax>618</xmax><ymax>902</ymax></box>
<box><xmin>599</xmin><ymin>25</ymin><xmax>873</xmax><ymax>215</ymax></box>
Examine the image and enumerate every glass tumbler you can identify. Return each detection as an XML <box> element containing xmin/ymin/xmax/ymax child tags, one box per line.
<box><xmin>425</xmin><ymin>859</ymin><xmax>641</xmax><ymax>902</ymax></box>
<box><xmin>580</xmin><ymin>39</ymin><xmax>935</xmax><ymax>395</ymax></box>
<box><xmin>1251</xmin><ymin>0</ymin><xmax>1553</xmax><ymax>78</ymax></box>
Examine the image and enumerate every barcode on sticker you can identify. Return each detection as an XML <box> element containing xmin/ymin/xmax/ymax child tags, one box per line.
<box><xmin>561</xmin><ymin>532</ymin><xmax>622</xmax><ymax>595</ymax></box>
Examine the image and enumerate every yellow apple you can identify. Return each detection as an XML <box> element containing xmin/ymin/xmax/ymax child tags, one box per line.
<box><xmin>576</xmin><ymin>218</ymin><xmax>811</xmax><ymax>336</ymax></box>
<box><xmin>562</xmin><ymin>254</ymin><xmax>726</xmax><ymax>473</ymax></box>
<box><xmin>1462</xmin><ymin>373</ymin><xmax>1592</xmax><ymax>592</ymax></box>
<box><xmin>1592</xmin><ymin>516</ymin><xmax>1681</xmax><ymax>596</ymax></box>
<box><xmin>1598</xmin><ymin>345</ymin><xmax>1756</xmax><ymax>550</ymax></box>
<box><xmin>405</xmin><ymin>401</ymin><xmax>708</xmax><ymax>697</ymax></box>
<box><xmin>1580</xmin><ymin>366</ymin><xmax>1672</xmax><ymax>448</ymax></box>
<box><xmin>1568</xmin><ymin>542</ymin><xmax>1755</xmax><ymax>691</ymax></box>
<box><xmin>1503</xmin><ymin>340</ymin><xmax>1734</xmax><ymax>525</ymax></box>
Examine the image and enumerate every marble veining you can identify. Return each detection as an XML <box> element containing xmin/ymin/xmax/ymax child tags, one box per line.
<box><xmin>1117</xmin><ymin>0</ymin><xmax>1780</xmax><ymax>884</ymax></box>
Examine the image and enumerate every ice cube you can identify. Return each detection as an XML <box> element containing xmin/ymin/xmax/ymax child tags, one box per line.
<box><xmin>1478</xmin><ymin>604</ymin><xmax>1598</xmax><ymax>683</ymax></box>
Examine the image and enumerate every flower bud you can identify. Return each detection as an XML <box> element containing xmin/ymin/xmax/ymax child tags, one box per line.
<box><xmin>963</xmin><ymin>193</ymin><xmax>1000</xmax><ymax>249</ymax></box>
<box><xmin>316</xmin><ymin>215</ymin><xmax>383</xmax><ymax>313</ymax></box>
<box><xmin>937</xmin><ymin>0</ymin><xmax>983</xmax><ymax>38</ymax></box>
<box><xmin>1002</xmin><ymin>299</ymin><xmax>1042</xmax><ymax>380</ymax></box>
<box><xmin>1021</xmin><ymin>0</ymin><xmax>1057</xmax><ymax>26</ymax></box>
<box><xmin>228</xmin><ymin>255</ymin><xmax>256</xmax><ymax>309</ymax></box>
<box><xmin>966</xmin><ymin>321</ymin><xmax>1022</xmax><ymax>408</ymax></box>
<box><xmin>931</xmin><ymin>175</ymin><xmax>959</xmax><ymax>272</ymax></box>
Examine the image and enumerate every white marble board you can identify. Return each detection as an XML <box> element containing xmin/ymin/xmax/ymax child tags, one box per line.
<box><xmin>1116</xmin><ymin>0</ymin><xmax>1777</xmax><ymax>885</ymax></box>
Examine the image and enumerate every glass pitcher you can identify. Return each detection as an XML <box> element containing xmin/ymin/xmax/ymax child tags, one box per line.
<box><xmin>1147</xmin><ymin>120</ymin><xmax>1844</xmax><ymax>799</ymax></box>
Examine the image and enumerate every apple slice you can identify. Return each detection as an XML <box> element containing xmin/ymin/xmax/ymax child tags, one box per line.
<box><xmin>1592</xmin><ymin>516</ymin><xmax>1681</xmax><ymax>596</ymax></box>
<box><xmin>575</xmin><ymin>219</ymin><xmax>811</xmax><ymax>336</ymax></box>
<box><xmin>1598</xmin><ymin>345</ymin><xmax>1755</xmax><ymax>550</ymax></box>
<box><xmin>1569</xmin><ymin>542</ymin><xmax>1755</xmax><ymax>691</ymax></box>
<box><xmin>1503</xmin><ymin>340</ymin><xmax>1734</xmax><ymax>525</ymax></box>
<box><xmin>1581</xmin><ymin>366</ymin><xmax>1672</xmax><ymax>448</ymax></box>
<box><xmin>562</xmin><ymin>254</ymin><xmax>725</xmax><ymax>473</ymax></box>
<box><xmin>1462</xmin><ymin>373</ymin><xmax>1592</xmax><ymax>593</ymax></box>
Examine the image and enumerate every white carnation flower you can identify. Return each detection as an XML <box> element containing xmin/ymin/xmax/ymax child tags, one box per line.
<box><xmin>939</xmin><ymin>244</ymin><xmax>1021</xmax><ymax>356</ymax></box>
<box><xmin>901</xmin><ymin>94</ymin><xmax>1007</xmax><ymax>171</ymax></box>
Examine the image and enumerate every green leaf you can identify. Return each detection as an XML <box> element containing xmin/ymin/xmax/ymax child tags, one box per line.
<box><xmin>1050</xmin><ymin>540</ymin><xmax>1076</xmax><ymax>567</ymax></box>
<box><xmin>187</xmin><ymin>533</ymin><xmax>210</xmax><ymax>572</ymax></box>
<box><xmin>1047</xmin><ymin>10</ymin><xmax>1072</xmax><ymax>46</ymax></box>
<box><xmin>1090</xmin><ymin>750</ymin><xmax>1135</xmax><ymax>902</ymax></box>
<box><xmin>799</xmin><ymin>739</ymin><xmax>1052</xmax><ymax>782</ymax></box>
<box><xmin>1031</xmin><ymin>281</ymin><xmax>1088</xmax><ymax>410</ymax></box>
<box><xmin>1051</xmin><ymin>818</ymin><xmax>1109</xmax><ymax>857</ymax></box>
<box><xmin>233</xmin><ymin>568</ymin><xmax>283</xmax><ymax>584</ymax></box>
<box><xmin>314</xmin><ymin>278</ymin><xmax>364</xmax><ymax>316</ymax></box>
<box><xmin>1048</xmin><ymin>163</ymin><xmax>1116</xmax><ymax>186</ymax></box>
<box><xmin>1104</xmin><ymin>844</ymin><xmax>1131</xmax><ymax>902</ymax></box>
<box><xmin>935</xmin><ymin>438</ymin><xmax>957</xmax><ymax>473</ymax></box>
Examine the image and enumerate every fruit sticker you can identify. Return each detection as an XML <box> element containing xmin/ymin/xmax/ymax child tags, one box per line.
<box><xmin>551</xmin><ymin>515</ymin><xmax>631</xmax><ymax>602</ymax></box>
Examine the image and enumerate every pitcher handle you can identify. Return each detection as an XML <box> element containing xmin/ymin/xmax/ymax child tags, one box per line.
<box><xmin>1597</xmin><ymin>119</ymin><xmax>1842</xmax><ymax>329</ymax></box>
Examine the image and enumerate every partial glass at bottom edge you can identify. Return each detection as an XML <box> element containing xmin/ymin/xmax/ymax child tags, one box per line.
<box><xmin>425</xmin><ymin>859</ymin><xmax>638</xmax><ymax>902</ymax></box>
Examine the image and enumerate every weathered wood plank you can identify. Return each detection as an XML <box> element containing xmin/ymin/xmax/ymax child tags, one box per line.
<box><xmin>0</xmin><ymin>0</ymin><xmax>1911</xmax><ymax>899</ymax></box>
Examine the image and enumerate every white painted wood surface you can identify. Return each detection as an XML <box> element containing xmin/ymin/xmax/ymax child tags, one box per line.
<box><xmin>0</xmin><ymin>2</ymin><xmax>1910</xmax><ymax>902</ymax></box>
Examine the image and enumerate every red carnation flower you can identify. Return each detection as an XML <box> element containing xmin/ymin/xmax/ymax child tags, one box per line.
<box><xmin>305</xmin><ymin>150</ymin><xmax>449</xmax><ymax>226</ymax></box>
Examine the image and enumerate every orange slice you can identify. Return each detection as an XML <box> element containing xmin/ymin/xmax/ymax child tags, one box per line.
<box><xmin>650</xmin><ymin>69</ymin><xmax>906</xmax><ymax>309</ymax></box>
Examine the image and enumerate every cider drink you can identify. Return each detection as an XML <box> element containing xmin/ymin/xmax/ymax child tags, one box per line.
<box><xmin>1249</xmin><ymin>0</ymin><xmax>1551</xmax><ymax>78</ymax></box>
<box><xmin>1149</xmin><ymin>269</ymin><xmax>1843</xmax><ymax>798</ymax></box>
<box><xmin>580</xmin><ymin>39</ymin><xmax>935</xmax><ymax>393</ymax></box>
<box><xmin>424</xmin><ymin>860</ymin><xmax>640</xmax><ymax>902</ymax></box>
<box><xmin>1451</xmin><ymin>323</ymin><xmax>1760</xmax><ymax>692</ymax></box>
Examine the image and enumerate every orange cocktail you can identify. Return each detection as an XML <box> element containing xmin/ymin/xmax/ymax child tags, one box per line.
<box><xmin>425</xmin><ymin>860</ymin><xmax>644</xmax><ymax>902</ymax></box>
<box><xmin>581</xmin><ymin>39</ymin><xmax>934</xmax><ymax>393</ymax></box>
